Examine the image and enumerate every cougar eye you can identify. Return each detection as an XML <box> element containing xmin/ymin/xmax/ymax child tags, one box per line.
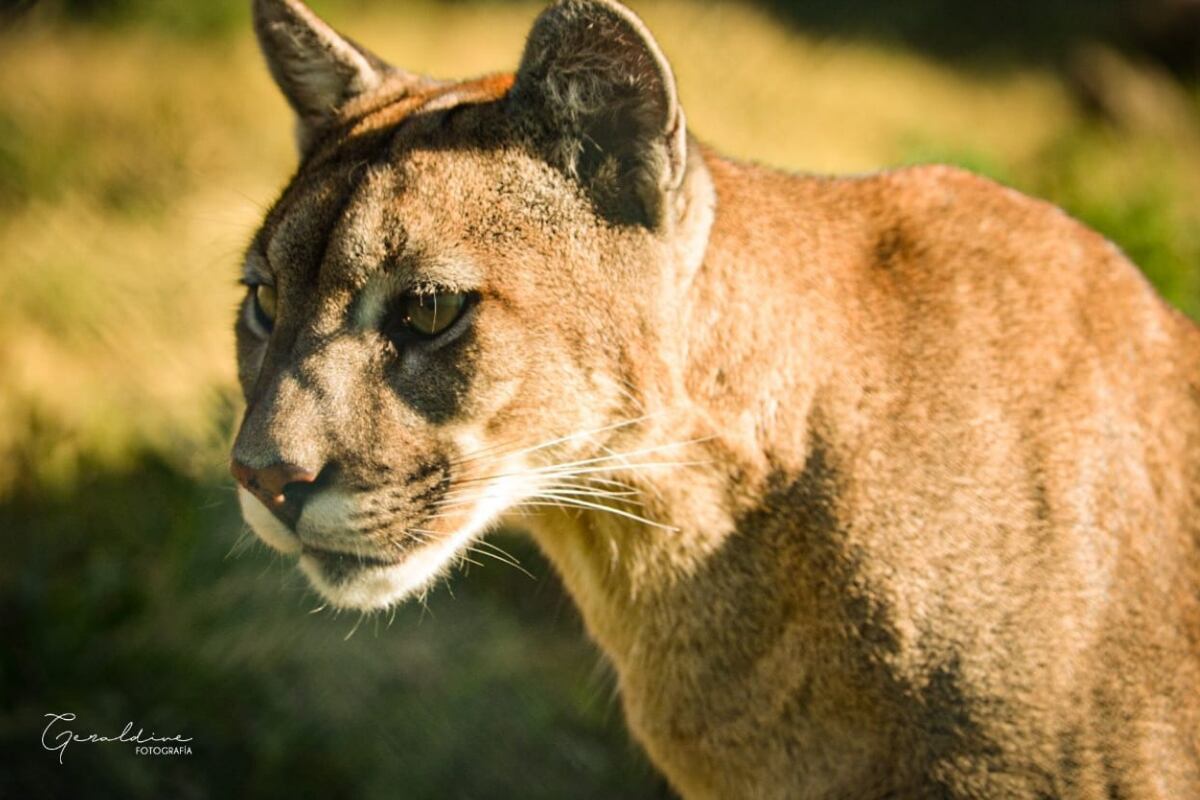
<box><xmin>403</xmin><ymin>292</ymin><xmax>466</xmax><ymax>337</ymax></box>
<box><xmin>252</xmin><ymin>284</ymin><xmax>277</xmax><ymax>332</ymax></box>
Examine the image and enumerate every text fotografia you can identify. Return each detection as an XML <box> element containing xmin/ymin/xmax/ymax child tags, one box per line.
<box><xmin>42</xmin><ymin>713</ymin><xmax>193</xmax><ymax>764</ymax></box>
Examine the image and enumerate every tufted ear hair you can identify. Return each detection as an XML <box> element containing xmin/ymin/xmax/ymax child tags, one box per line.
<box><xmin>510</xmin><ymin>0</ymin><xmax>687</xmax><ymax>228</ymax></box>
<box><xmin>253</xmin><ymin>0</ymin><xmax>398</xmax><ymax>153</ymax></box>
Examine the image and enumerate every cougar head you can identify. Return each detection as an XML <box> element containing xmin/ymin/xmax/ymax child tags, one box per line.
<box><xmin>231</xmin><ymin>0</ymin><xmax>707</xmax><ymax>609</ymax></box>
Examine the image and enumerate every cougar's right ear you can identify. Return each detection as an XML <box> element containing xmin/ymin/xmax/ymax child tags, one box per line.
<box><xmin>253</xmin><ymin>0</ymin><xmax>398</xmax><ymax>153</ymax></box>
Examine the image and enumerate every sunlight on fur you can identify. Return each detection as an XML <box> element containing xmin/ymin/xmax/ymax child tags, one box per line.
<box><xmin>225</xmin><ymin>0</ymin><xmax>1200</xmax><ymax>795</ymax></box>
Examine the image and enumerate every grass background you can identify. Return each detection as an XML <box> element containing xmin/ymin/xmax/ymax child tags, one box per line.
<box><xmin>1</xmin><ymin>1</ymin><xmax>1197</xmax><ymax>796</ymax></box>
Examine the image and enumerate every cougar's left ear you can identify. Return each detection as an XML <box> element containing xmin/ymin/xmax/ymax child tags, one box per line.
<box><xmin>510</xmin><ymin>0</ymin><xmax>687</xmax><ymax>228</ymax></box>
<box><xmin>253</xmin><ymin>0</ymin><xmax>402</xmax><ymax>153</ymax></box>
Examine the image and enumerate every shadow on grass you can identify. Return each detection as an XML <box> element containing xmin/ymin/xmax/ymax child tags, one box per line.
<box><xmin>0</xmin><ymin>454</ymin><xmax>671</xmax><ymax>799</ymax></box>
<box><xmin>765</xmin><ymin>0</ymin><xmax>1131</xmax><ymax>67</ymax></box>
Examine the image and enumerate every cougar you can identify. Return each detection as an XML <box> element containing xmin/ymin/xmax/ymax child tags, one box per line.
<box><xmin>231</xmin><ymin>0</ymin><xmax>1200</xmax><ymax>795</ymax></box>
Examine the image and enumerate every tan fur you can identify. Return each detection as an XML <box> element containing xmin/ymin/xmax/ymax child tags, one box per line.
<box><xmin>234</xmin><ymin>1</ymin><xmax>1200</xmax><ymax>796</ymax></box>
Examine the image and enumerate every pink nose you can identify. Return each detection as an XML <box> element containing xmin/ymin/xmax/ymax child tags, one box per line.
<box><xmin>230</xmin><ymin>459</ymin><xmax>317</xmax><ymax>520</ymax></box>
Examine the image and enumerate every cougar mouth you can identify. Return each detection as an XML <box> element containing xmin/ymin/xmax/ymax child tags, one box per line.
<box><xmin>235</xmin><ymin>465</ymin><xmax>530</xmax><ymax>610</ymax></box>
<box><xmin>295</xmin><ymin>521</ymin><xmax>487</xmax><ymax>609</ymax></box>
<box><xmin>300</xmin><ymin>545</ymin><xmax>401</xmax><ymax>584</ymax></box>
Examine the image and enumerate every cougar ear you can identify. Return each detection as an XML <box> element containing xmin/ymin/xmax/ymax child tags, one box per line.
<box><xmin>252</xmin><ymin>0</ymin><xmax>392</xmax><ymax>153</ymax></box>
<box><xmin>511</xmin><ymin>0</ymin><xmax>687</xmax><ymax>228</ymax></box>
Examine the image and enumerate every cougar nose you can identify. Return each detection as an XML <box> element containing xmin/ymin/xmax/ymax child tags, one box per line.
<box><xmin>230</xmin><ymin>459</ymin><xmax>318</xmax><ymax>523</ymax></box>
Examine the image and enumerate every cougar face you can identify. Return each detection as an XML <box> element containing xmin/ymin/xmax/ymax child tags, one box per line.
<box><xmin>232</xmin><ymin>63</ymin><xmax>684</xmax><ymax>608</ymax></box>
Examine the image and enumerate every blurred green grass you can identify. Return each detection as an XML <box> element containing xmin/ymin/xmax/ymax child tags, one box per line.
<box><xmin>1</xmin><ymin>1</ymin><xmax>1198</xmax><ymax>796</ymax></box>
<box><xmin>1</xmin><ymin>454</ymin><xmax>667</xmax><ymax>798</ymax></box>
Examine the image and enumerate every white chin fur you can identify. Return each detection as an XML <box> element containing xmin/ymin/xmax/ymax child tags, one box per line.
<box><xmin>295</xmin><ymin>471</ymin><xmax>529</xmax><ymax>611</ymax></box>
<box><xmin>238</xmin><ymin>487</ymin><xmax>301</xmax><ymax>555</ymax></box>
<box><xmin>298</xmin><ymin>524</ymin><xmax>479</xmax><ymax>610</ymax></box>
